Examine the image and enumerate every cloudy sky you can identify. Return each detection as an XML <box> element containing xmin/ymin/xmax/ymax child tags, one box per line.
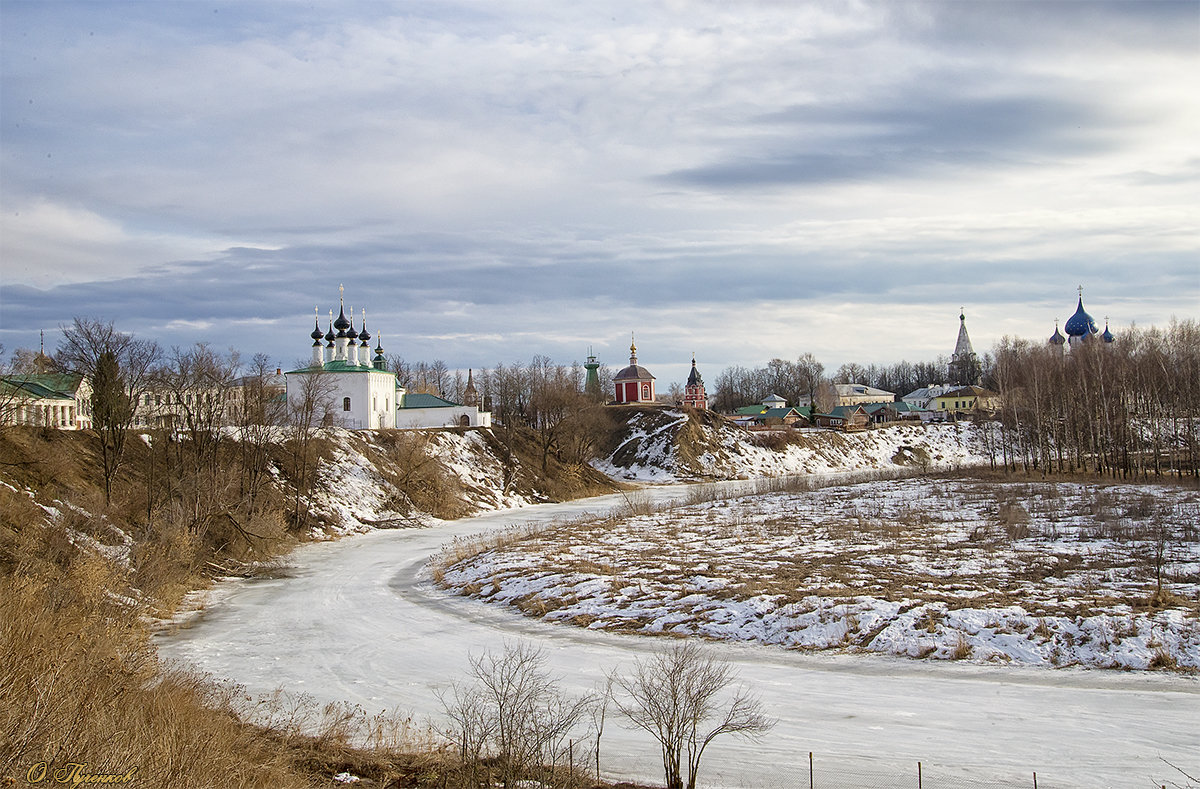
<box><xmin>2</xmin><ymin>1</ymin><xmax>1197</xmax><ymax>386</ymax></box>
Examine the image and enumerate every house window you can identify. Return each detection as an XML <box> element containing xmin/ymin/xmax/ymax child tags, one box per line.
<box><xmin>343</xmin><ymin>397</ymin><xmax>351</xmax><ymax>412</ymax></box>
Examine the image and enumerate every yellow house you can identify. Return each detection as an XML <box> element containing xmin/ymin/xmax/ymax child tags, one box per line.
<box><xmin>930</xmin><ymin>385</ymin><xmax>1000</xmax><ymax>416</ymax></box>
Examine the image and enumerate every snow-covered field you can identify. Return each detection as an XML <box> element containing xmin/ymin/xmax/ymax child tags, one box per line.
<box><xmin>439</xmin><ymin>476</ymin><xmax>1200</xmax><ymax>670</ymax></box>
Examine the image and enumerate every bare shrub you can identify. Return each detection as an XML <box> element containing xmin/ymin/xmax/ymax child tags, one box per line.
<box><xmin>609</xmin><ymin>641</ymin><xmax>773</xmax><ymax>789</ymax></box>
<box><xmin>998</xmin><ymin>501</ymin><xmax>1031</xmax><ymax>541</ymax></box>
<box><xmin>1149</xmin><ymin>648</ymin><xmax>1178</xmax><ymax>670</ymax></box>
<box><xmin>438</xmin><ymin>641</ymin><xmax>594</xmax><ymax>788</ymax></box>
<box><xmin>684</xmin><ymin>483</ymin><xmax>725</xmax><ymax>506</ymax></box>
<box><xmin>617</xmin><ymin>491</ymin><xmax>656</xmax><ymax>517</ymax></box>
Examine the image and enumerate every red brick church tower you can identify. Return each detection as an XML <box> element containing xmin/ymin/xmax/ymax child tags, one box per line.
<box><xmin>613</xmin><ymin>335</ymin><xmax>656</xmax><ymax>404</ymax></box>
<box><xmin>682</xmin><ymin>354</ymin><xmax>707</xmax><ymax>410</ymax></box>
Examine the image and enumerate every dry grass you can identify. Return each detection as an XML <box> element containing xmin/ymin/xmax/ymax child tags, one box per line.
<box><xmin>0</xmin><ymin>430</ymin><xmax>464</xmax><ymax>788</ymax></box>
<box><xmin>0</xmin><ymin>519</ymin><xmax>314</xmax><ymax>787</ymax></box>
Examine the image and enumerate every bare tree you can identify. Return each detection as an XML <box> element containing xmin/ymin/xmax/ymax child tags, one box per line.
<box><xmin>834</xmin><ymin>362</ymin><xmax>868</xmax><ymax>385</ymax></box>
<box><xmin>157</xmin><ymin>344</ymin><xmax>240</xmax><ymax>461</ymax></box>
<box><xmin>439</xmin><ymin>642</ymin><xmax>594</xmax><ymax>788</ymax></box>
<box><xmin>232</xmin><ymin>353</ymin><xmax>286</xmax><ymax>506</ymax></box>
<box><xmin>285</xmin><ymin>365</ymin><xmax>334</xmax><ymax>528</ymax></box>
<box><xmin>55</xmin><ymin>318</ymin><xmax>161</xmax><ymax>504</ymax></box>
<box><xmin>0</xmin><ymin>344</ymin><xmax>19</xmax><ymax>430</ymax></box>
<box><xmin>813</xmin><ymin>379</ymin><xmax>839</xmax><ymax>414</ymax></box>
<box><xmin>610</xmin><ymin>642</ymin><xmax>773</xmax><ymax>789</ymax></box>
<box><xmin>590</xmin><ymin>676</ymin><xmax>614</xmax><ymax>783</ymax></box>
<box><xmin>6</xmin><ymin>345</ymin><xmax>53</xmax><ymax>375</ymax></box>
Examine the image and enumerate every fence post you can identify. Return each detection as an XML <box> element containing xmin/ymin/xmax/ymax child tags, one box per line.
<box><xmin>1033</xmin><ymin>771</ymin><xmax>1037</xmax><ymax>789</ymax></box>
<box><xmin>809</xmin><ymin>752</ymin><xmax>814</xmax><ymax>789</ymax></box>
<box><xmin>918</xmin><ymin>761</ymin><xmax>922</xmax><ymax>789</ymax></box>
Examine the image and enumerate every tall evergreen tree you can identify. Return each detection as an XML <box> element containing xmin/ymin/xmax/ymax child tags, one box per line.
<box><xmin>91</xmin><ymin>350</ymin><xmax>132</xmax><ymax>504</ymax></box>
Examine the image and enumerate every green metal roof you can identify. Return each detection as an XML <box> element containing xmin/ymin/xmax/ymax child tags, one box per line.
<box><xmin>284</xmin><ymin>361</ymin><xmax>390</xmax><ymax>375</ymax></box>
<box><xmin>399</xmin><ymin>392</ymin><xmax>463</xmax><ymax>409</ymax></box>
<box><xmin>762</xmin><ymin>407</ymin><xmax>801</xmax><ymax>419</ymax></box>
<box><xmin>0</xmin><ymin>375</ymin><xmax>77</xmax><ymax>401</ymax></box>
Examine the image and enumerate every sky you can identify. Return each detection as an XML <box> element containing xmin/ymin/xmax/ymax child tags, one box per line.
<box><xmin>1</xmin><ymin>0</ymin><xmax>1197</xmax><ymax>388</ymax></box>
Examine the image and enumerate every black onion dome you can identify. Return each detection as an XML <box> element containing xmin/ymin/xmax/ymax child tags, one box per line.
<box><xmin>687</xmin><ymin>359</ymin><xmax>703</xmax><ymax>386</ymax></box>
<box><xmin>1102</xmin><ymin>323</ymin><xmax>1115</xmax><ymax>343</ymax></box>
<box><xmin>1064</xmin><ymin>297</ymin><xmax>1098</xmax><ymax>338</ymax></box>
<box><xmin>334</xmin><ymin>304</ymin><xmax>351</xmax><ymax>333</ymax></box>
<box><xmin>1049</xmin><ymin>324</ymin><xmax>1066</xmax><ymax>346</ymax></box>
<box><xmin>358</xmin><ymin>314</ymin><xmax>371</xmax><ymax>343</ymax></box>
<box><xmin>311</xmin><ymin>316</ymin><xmax>324</xmax><ymax>341</ymax></box>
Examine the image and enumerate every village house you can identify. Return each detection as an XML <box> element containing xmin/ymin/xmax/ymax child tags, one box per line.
<box><xmin>832</xmin><ymin>383</ymin><xmax>895</xmax><ymax>407</ymax></box>
<box><xmin>733</xmin><ymin>394</ymin><xmax>811</xmax><ymax>427</ymax></box>
<box><xmin>796</xmin><ymin>384</ymin><xmax>895</xmax><ymax>409</ymax></box>
<box><xmin>929</xmin><ymin>385</ymin><xmax>1001</xmax><ymax>418</ymax></box>
<box><xmin>827</xmin><ymin>404</ymin><xmax>871</xmax><ymax>430</ymax></box>
<box><xmin>863</xmin><ymin>401</ymin><xmax>920</xmax><ymax>424</ymax></box>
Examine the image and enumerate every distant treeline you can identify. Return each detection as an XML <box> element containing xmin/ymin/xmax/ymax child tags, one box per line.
<box><xmin>989</xmin><ymin>319</ymin><xmax>1199</xmax><ymax>478</ymax></box>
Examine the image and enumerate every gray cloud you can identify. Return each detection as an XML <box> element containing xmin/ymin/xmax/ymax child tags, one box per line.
<box><xmin>660</xmin><ymin>89</ymin><xmax>1120</xmax><ymax>189</ymax></box>
<box><xmin>1</xmin><ymin>1</ymin><xmax>1196</xmax><ymax>377</ymax></box>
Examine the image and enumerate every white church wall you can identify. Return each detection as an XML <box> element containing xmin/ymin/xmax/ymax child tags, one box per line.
<box><xmin>395</xmin><ymin>405</ymin><xmax>489</xmax><ymax>429</ymax></box>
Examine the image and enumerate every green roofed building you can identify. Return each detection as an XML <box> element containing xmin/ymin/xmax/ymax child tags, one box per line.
<box><xmin>1</xmin><ymin>372</ymin><xmax>92</xmax><ymax>430</ymax></box>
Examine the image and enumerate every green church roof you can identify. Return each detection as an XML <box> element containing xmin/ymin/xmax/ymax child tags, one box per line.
<box><xmin>400</xmin><ymin>392</ymin><xmax>463</xmax><ymax>409</ymax></box>
<box><xmin>284</xmin><ymin>360</ymin><xmax>391</xmax><ymax>375</ymax></box>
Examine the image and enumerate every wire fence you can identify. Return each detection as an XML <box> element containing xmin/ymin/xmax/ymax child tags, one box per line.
<box><xmin>692</xmin><ymin>751</ymin><xmax>1196</xmax><ymax>789</ymax></box>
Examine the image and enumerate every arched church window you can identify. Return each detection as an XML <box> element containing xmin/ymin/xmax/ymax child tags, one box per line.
<box><xmin>641</xmin><ymin>384</ymin><xmax>650</xmax><ymax>400</ymax></box>
<box><xmin>343</xmin><ymin>397</ymin><xmax>351</xmax><ymax>412</ymax></box>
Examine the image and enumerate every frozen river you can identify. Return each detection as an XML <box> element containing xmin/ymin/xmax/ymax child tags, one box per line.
<box><xmin>158</xmin><ymin>486</ymin><xmax>1199</xmax><ymax>788</ymax></box>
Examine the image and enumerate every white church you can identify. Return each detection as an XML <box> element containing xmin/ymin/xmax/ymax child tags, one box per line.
<box><xmin>285</xmin><ymin>289</ymin><xmax>490</xmax><ymax>430</ymax></box>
